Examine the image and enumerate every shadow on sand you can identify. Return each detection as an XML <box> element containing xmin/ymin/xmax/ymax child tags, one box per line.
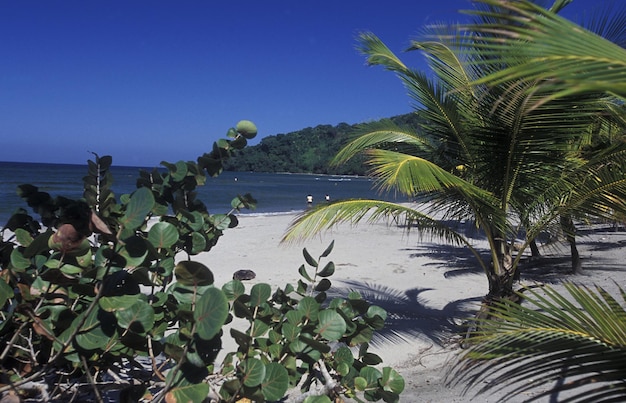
<box><xmin>331</xmin><ymin>227</ymin><xmax>626</xmax><ymax>350</ymax></box>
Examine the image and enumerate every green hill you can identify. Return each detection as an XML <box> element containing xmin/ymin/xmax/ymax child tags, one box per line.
<box><xmin>224</xmin><ymin>113</ymin><xmax>418</xmax><ymax>175</ymax></box>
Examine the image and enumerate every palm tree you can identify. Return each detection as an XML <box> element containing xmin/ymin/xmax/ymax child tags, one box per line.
<box><xmin>283</xmin><ymin>0</ymin><xmax>626</xmax><ymax>304</ymax></box>
<box><xmin>444</xmin><ymin>1</ymin><xmax>626</xmax><ymax>400</ymax></box>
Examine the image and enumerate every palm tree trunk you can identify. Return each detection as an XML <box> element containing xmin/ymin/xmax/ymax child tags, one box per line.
<box><xmin>487</xmin><ymin>237</ymin><xmax>516</xmax><ymax>299</ymax></box>
<box><xmin>560</xmin><ymin>214</ymin><xmax>582</xmax><ymax>274</ymax></box>
<box><xmin>529</xmin><ymin>239</ymin><xmax>541</xmax><ymax>258</ymax></box>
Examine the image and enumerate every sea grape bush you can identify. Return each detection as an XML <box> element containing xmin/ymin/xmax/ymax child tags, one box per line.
<box><xmin>0</xmin><ymin>121</ymin><xmax>404</xmax><ymax>402</ymax></box>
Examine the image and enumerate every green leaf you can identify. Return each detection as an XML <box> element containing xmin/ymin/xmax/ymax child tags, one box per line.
<box><xmin>354</xmin><ymin>376</ymin><xmax>368</xmax><ymax>391</ymax></box>
<box><xmin>335</xmin><ymin>346</ymin><xmax>354</xmax><ymax>366</ymax></box>
<box><xmin>60</xmin><ymin>263</ymin><xmax>82</xmax><ymax>276</ymax></box>
<box><xmin>10</xmin><ymin>248</ymin><xmax>30</xmax><ymax>271</ymax></box>
<box><xmin>120</xmin><ymin>187</ymin><xmax>154</xmax><ymax>230</ymax></box>
<box><xmin>118</xmin><ymin>235</ymin><xmax>148</xmax><ymax>268</ymax></box>
<box><xmin>212</xmin><ymin>214</ymin><xmax>231</xmax><ymax>230</ymax></box>
<box><xmin>249</xmin><ymin>283</ymin><xmax>271</xmax><ymax>307</ymax></box>
<box><xmin>14</xmin><ymin>228</ymin><xmax>33</xmax><ymax>247</ymax></box>
<box><xmin>297</xmin><ymin>297</ymin><xmax>319</xmax><ymax>321</ymax></box>
<box><xmin>261</xmin><ymin>362</ymin><xmax>289</xmax><ymax>401</ymax></box>
<box><xmin>315</xmin><ymin>310</ymin><xmax>347</xmax><ymax>341</ymax></box>
<box><xmin>320</xmin><ymin>240</ymin><xmax>334</xmax><ymax>258</ymax></box>
<box><xmin>302</xmin><ymin>248</ymin><xmax>318</xmax><ymax>267</ymax></box>
<box><xmin>315</xmin><ymin>278</ymin><xmax>331</xmax><ymax>292</ymax></box>
<box><xmin>242</xmin><ymin>358</ymin><xmax>266</xmax><ymax>387</ymax></box>
<box><xmin>190</xmin><ymin>232</ymin><xmax>207</xmax><ymax>254</ymax></box>
<box><xmin>303</xmin><ymin>396</ymin><xmax>333</xmax><ymax>403</ymax></box>
<box><xmin>281</xmin><ymin>322</ymin><xmax>300</xmax><ymax>342</ymax></box>
<box><xmin>298</xmin><ymin>264</ymin><xmax>313</xmax><ymax>282</ymax></box>
<box><xmin>0</xmin><ymin>279</ymin><xmax>14</xmax><ymax>308</ymax></box>
<box><xmin>115</xmin><ymin>300</ymin><xmax>155</xmax><ymax>334</ymax></box>
<box><xmin>99</xmin><ymin>295</ymin><xmax>141</xmax><ymax>312</ymax></box>
<box><xmin>148</xmin><ymin>222</ymin><xmax>179</xmax><ymax>249</ymax></box>
<box><xmin>359</xmin><ymin>366</ymin><xmax>382</xmax><ymax>388</ymax></box>
<box><xmin>222</xmin><ymin>280</ymin><xmax>245</xmax><ymax>300</ymax></box>
<box><xmin>380</xmin><ymin>367</ymin><xmax>405</xmax><ymax>393</ymax></box>
<box><xmin>175</xmin><ymin>261</ymin><xmax>214</xmax><ymax>286</ymax></box>
<box><xmin>251</xmin><ymin>319</ymin><xmax>270</xmax><ymax>337</ymax></box>
<box><xmin>194</xmin><ymin>287</ymin><xmax>229</xmax><ymax>340</ymax></box>
<box><xmin>317</xmin><ymin>261</ymin><xmax>335</xmax><ymax>277</ymax></box>
<box><xmin>165</xmin><ymin>383</ymin><xmax>210</xmax><ymax>403</ymax></box>
<box><xmin>362</xmin><ymin>352</ymin><xmax>383</xmax><ymax>365</ymax></box>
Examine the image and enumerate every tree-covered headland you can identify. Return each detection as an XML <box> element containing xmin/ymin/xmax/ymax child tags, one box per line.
<box><xmin>224</xmin><ymin>114</ymin><xmax>421</xmax><ymax>175</ymax></box>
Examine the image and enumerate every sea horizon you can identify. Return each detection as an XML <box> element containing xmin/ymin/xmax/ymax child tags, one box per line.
<box><xmin>0</xmin><ymin>160</ymin><xmax>400</xmax><ymax>226</ymax></box>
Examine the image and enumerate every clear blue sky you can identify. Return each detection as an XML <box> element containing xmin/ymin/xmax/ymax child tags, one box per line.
<box><xmin>0</xmin><ymin>0</ymin><xmax>602</xmax><ymax>166</ymax></box>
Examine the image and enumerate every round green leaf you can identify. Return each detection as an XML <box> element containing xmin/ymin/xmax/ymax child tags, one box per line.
<box><xmin>249</xmin><ymin>283</ymin><xmax>271</xmax><ymax>307</ymax></box>
<box><xmin>190</xmin><ymin>232</ymin><xmax>207</xmax><ymax>254</ymax></box>
<box><xmin>115</xmin><ymin>300</ymin><xmax>155</xmax><ymax>334</ymax></box>
<box><xmin>381</xmin><ymin>367</ymin><xmax>405</xmax><ymax>394</ymax></box>
<box><xmin>212</xmin><ymin>214</ymin><xmax>231</xmax><ymax>230</ymax></box>
<box><xmin>297</xmin><ymin>296</ymin><xmax>320</xmax><ymax>321</ymax></box>
<box><xmin>10</xmin><ymin>248</ymin><xmax>30</xmax><ymax>271</ymax></box>
<box><xmin>148</xmin><ymin>222</ymin><xmax>179</xmax><ymax>249</ymax></box>
<box><xmin>175</xmin><ymin>261</ymin><xmax>214</xmax><ymax>286</ymax></box>
<box><xmin>222</xmin><ymin>280</ymin><xmax>245</xmax><ymax>300</ymax></box>
<box><xmin>359</xmin><ymin>366</ymin><xmax>382</xmax><ymax>389</ymax></box>
<box><xmin>194</xmin><ymin>287</ymin><xmax>229</xmax><ymax>340</ymax></box>
<box><xmin>261</xmin><ymin>362</ymin><xmax>289</xmax><ymax>401</ymax></box>
<box><xmin>281</xmin><ymin>322</ymin><xmax>300</xmax><ymax>342</ymax></box>
<box><xmin>242</xmin><ymin>358</ymin><xmax>266</xmax><ymax>387</ymax></box>
<box><xmin>120</xmin><ymin>187</ymin><xmax>154</xmax><ymax>230</ymax></box>
<box><xmin>354</xmin><ymin>376</ymin><xmax>368</xmax><ymax>391</ymax></box>
<box><xmin>315</xmin><ymin>310</ymin><xmax>346</xmax><ymax>341</ymax></box>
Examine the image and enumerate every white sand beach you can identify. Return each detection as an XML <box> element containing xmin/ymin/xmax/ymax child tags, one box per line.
<box><xmin>197</xmin><ymin>210</ymin><xmax>626</xmax><ymax>402</ymax></box>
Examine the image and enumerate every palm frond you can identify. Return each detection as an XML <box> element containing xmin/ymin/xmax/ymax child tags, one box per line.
<box><xmin>331</xmin><ymin>120</ymin><xmax>437</xmax><ymax>166</ymax></box>
<box><xmin>454</xmin><ymin>282</ymin><xmax>626</xmax><ymax>401</ymax></box>
<box><xmin>357</xmin><ymin>32</ymin><xmax>475</xmax><ymax>164</ymax></box>
<box><xmin>464</xmin><ymin>0</ymin><xmax>626</xmax><ymax>101</ymax></box>
<box><xmin>282</xmin><ymin>199</ymin><xmax>480</xmax><ymax>251</ymax></box>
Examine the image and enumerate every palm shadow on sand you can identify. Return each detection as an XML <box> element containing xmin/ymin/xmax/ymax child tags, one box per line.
<box><xmin>332</xmin><ymin>281</ymin><xmax>479</xmax><ymax>348</ymax></box>
<box><xmin>332</xmin><ymin>242</ymin><xmax>488</xmax><ymax>348</ymax></box>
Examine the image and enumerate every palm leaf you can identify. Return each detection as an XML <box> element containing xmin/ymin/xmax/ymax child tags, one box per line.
<box><xmin>281</xmin><ymin>199</ymin><xmax>489</xmax><ymax>267</ymax></box>
<box><xmin>464</xmin><ymin>0</ymin><xmax>626</xmax><ymax>101</ymax></box>
<box><xmin>455</xmin><ymin>282</ymin><xmax>626</xmax><ymax>401</ymax></box>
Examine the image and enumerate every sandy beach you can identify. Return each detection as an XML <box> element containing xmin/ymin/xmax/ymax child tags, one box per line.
<box><xmin>195</xmin><ymin>210</ymin><xmax>626</xmax><ymax>402</ymax></box>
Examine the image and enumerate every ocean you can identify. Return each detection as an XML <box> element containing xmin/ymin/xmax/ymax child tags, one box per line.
<box><xmin>0</xmin><ymin>161</ymin><xmax>401</xmax><ymax>226</ymax></box>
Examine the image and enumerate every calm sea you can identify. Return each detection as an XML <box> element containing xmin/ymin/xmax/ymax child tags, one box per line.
<box><xmin>0</xmin><ymin>161</ymin><xmax>401</xmax><ymax>226</ymax></box>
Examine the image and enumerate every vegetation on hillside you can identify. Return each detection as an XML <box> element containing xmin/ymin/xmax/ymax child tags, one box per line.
<box><xmin>223</xmin><ymin>114</ymin><xmax>421</xmax><ymax>175</ymax></box>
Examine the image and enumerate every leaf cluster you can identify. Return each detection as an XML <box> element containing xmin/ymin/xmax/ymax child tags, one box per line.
<box><xmin>0</xmin><ymin>120</ymin><xmax>403</xmax><ymax>402</ymax></box>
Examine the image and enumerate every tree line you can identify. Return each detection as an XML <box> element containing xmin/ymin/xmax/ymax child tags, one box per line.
<box><xmin>223</xmin><ymin>114</ymin><xmax>421</xmax><ymax>175</ymax></box>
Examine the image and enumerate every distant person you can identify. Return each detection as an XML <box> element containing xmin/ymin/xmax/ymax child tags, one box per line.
<box><xmin>307</xmin><ymin>194</ymin><xmax>313</xmax><ymax>205</ymax></box>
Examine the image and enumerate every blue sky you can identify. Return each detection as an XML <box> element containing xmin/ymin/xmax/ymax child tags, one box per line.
<box><xmin>0</xmin><ymin>0</ymin><xmax>603</xmax><ymax>166</ymax></box>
